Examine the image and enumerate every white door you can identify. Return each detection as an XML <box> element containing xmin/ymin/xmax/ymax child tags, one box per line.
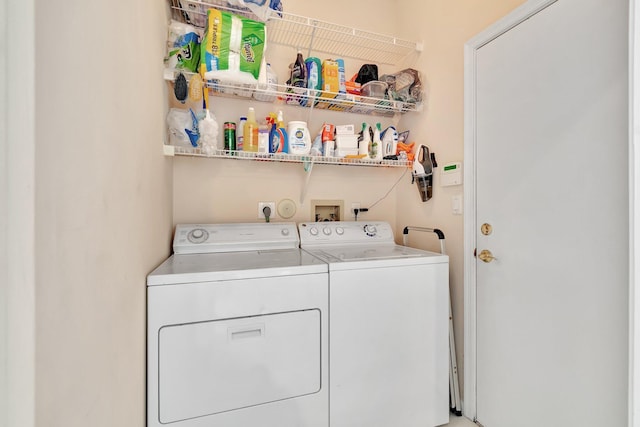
<box><xmin>468</xmin><ymin>0</ymin><xmax>629</xmax><ymax>425</ymax></box>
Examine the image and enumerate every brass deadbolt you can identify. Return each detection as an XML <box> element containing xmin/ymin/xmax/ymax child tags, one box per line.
<box><xmin>481</xmin><ymin>223</ymin><xmax>492</xmax><ymax>236</ymax></box>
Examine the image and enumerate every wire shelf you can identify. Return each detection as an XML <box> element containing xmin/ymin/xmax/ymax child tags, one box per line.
<box><xmin>168</xmin><ymin>0</ymin><xmax>422</xmax><ymax>65</ymax></box>
<box><xmin>165</xmin><ymin>145</ymin><xmax>412</xmax><ymax>168</ymax></box>
<box><xmin>166</xmin><ymin>70</ymin><xmax>422</xmax><ymax>116</ymax></box>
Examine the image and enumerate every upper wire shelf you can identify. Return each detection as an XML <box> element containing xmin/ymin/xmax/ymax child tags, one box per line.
<box><xmin>168</xmin><ymin>0</ymin><xmax>423</xmax><ymax>66</ymax></box>
<box><xmin>165</xmin><ymin>70</ymin><xmax>422</xmax><ymax>117</ymax></box>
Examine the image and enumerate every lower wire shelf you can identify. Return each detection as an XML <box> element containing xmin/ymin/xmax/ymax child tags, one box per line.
<box><xmin>164</xmin><ymin>145</ymin><xmax>411</xmax><ymax>168</ymax></box>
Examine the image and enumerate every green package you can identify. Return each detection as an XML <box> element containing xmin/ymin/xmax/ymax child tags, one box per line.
<box><xmin>201</xmin><ymin>8</ymin><xmax>266</xmax><ymax>82</ymax></box>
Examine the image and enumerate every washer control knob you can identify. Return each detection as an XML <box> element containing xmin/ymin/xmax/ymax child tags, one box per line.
<box><xmin>323</xmin><ymin>227</ymin><xmax>332</xmax><ymax>236</ymax></box>
<box><xmin>281</xmin><ymin>228</ymin><xmax>290</xmax><ymax>236</ymax></box>
<box><xmin>187</xmin><ymin>228</ymin><xmax>209</xmax><ymax>243</ymax></box>
<box><xmin>363</xmin><ymin>224</ymin><xmax>377</xmax><ymax>237</ymax></box>
<box><xmin>335</xmin><ymin>227</ymin><xmax>344</xmax><ymax>235</ymax></box>
<box><xmin>309</xmin><ymin>227</ymin><xmax>319</xmax><ymax>236</ymax></box>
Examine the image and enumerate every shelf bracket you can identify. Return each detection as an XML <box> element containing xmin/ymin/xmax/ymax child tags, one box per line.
<box><xmin>163</xmin><ymin>144</ymin><xmax>176</xmax><ymax>156</ymax></box>
<box><xmin>299</xmin><ymin>159</ymin><xmax>314</xmax><ymax>204</ymax></box>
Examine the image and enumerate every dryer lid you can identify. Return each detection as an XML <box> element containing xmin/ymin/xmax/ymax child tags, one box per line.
<box><xmin>147</xmin><ymin>249</ymin><xmax>327</xmax><ymax>285</ymax></box>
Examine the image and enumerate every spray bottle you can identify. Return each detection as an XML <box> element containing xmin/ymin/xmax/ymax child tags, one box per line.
<box><xmin>277</xmin><ymin>110</ymin><xmax>289</xmax><ymax>153</ymax></box>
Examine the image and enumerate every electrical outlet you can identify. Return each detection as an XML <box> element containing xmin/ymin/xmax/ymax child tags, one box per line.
<box><xmin>258</xmin><ymin>202</ymin><xmax>276</xmax><ymax>219</ymax></box>
<box><xmin>351</xmin><ymin>202</ymin><xmax>361</xmax><ymax>219</ymax></box>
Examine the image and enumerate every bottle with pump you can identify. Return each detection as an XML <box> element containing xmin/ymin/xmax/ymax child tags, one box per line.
<box><xmin>371</xmin><ymin>123</ymin><xmax>383</xmax><ymax>160</ymax></box>
<box><xmin>243</xmin><ymin>107</ymin><xmax>259</xmax><ymax>152</ymax></box>
<box><xmin>358</xmin><ymin>122</ymin><xmax>371</xmax><ymax>156</ymax></box>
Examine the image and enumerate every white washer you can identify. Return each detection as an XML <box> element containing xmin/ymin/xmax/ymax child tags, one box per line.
<box><xmin>147</xmin><ymin>223</ymin><xmax>328</xmax><ymax>427</ymax></box>
<box><xmin>299</xmin><ymin>221</ymin><xmax>450</xmax><ymax>427</ymax></box>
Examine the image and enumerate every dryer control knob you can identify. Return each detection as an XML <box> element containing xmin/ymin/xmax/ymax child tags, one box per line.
<box><xmin>323</xmin><ymin>227</ymin><xmax>332</xmax><ymax>236</ymax></box>
<box><xmin>188</xmin><ymin>228</ymin><xmax>209</xmax><ymax>243</ymax></box>
<box><xmin>336</xmin><ymin>227</ymin><xmax>344</xmax><ymax>235</ymax></box>
<box><xmin>309</xmin><ymin>227</ymin><xmax>319</xmax><ymax>236</ymax></box>
<box><xmin>281</xmin><ymin>228</ymin><xmax>290</xmax><ymax>236</ymax></box>
<box><xmin>363</xmin><ymin>224</ymin><xmax>377</xmax><ymax>237</ymax></box>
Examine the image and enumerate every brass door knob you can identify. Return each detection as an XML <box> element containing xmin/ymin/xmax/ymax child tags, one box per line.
<box><xmin>478</xmin><ymin>249</ymin><xmax>496</xmax><ymax>263</ymax></box>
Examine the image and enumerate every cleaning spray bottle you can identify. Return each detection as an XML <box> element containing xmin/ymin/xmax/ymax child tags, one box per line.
<box><xmin>371</xmin><ymin>122</ymin><xmax>383</xmax><ymax>160</ymax></box>
<box><xmin>358</xmin><ymin>122</ymin><xmax>371</xmax><ymax>156</ymax></box>
<box><xmin>277</xmin><ymin>110</ymin><xmax>289</xmax><ymax>153</ymax></box>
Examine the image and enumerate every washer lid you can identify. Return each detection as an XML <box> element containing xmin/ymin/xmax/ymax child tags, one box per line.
<box><xmin>302</xmin><ymin>244</ymin><xmax>448</xmax><ymax>268</ymax></box>
<box><xmin>147</xmin><ymin>249</ymin><xmax>327</xmax><ymax>286</ymax></box>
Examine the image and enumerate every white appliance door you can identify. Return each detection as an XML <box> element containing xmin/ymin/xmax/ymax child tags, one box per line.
<box><xmin>159</xmin><ymin>309</ymin><xmax>321</xmax><ymax>424</ymax></box>
<box><xmin>329</xmin><ymin>262</ymin><xmax>449</xmax><ymax>427</ymax></box>
<box><xmin>474</xmin><ymin>0</ymin><xmax>628</xmax><ymax>425</ymax></box>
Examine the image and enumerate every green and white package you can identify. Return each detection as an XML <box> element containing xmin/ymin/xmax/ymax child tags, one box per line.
<box><xmin>166</xmin><ymin>20</ymin><xmax>201</xmax><ymax>73</ymax></box>
<box><xmin>200</xmin><ymin>8</ymin><xmax>266</xmax><ymax>84</ymax></box>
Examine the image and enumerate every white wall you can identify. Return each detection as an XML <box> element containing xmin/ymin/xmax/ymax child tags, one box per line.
<box><xmin>631</xmin><ymin>2</ymin><xmax>639</xmax><ymax>425</ymax></box>
<box><xmin>1</xmin><ymin>0</ymin><xmax>8</xmax><ymax>422</ymax></box>
<box><xmin>32</xmin><ymin>0</ymin><xmax>172</xmax><ymax>425</ymax></box>
<box><xmin>4</xmin><ymin>0</ymin><xmax>36</xmax><ymax>425</ymax></box>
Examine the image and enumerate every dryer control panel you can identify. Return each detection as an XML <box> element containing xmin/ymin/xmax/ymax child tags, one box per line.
<box><xmin>173</xmin><ymin>222</ymin><xmax>299</xmax><ymax>254</ymax></box>
<box><xmin>298</xmin><ymin>221</ymin><xmax>395</xmax><ymax>246</ymax></box>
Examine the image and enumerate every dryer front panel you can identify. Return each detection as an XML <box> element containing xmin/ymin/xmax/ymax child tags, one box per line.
<box><xmin>158</xmin><ymin>309</ymin><xmax>321</xmax><ymax>424</ymax></box>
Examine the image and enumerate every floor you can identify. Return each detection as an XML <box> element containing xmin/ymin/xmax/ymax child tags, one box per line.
<box><xmin>441</xmin><ymin>415</ymin><xmax>477</xmax><ymax>426</ymax></box>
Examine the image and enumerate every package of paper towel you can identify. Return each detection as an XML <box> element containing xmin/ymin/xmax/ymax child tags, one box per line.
<box><xmin>200</xmin><ymin>8</ymin><xmax>266</xmax><ymax>85</ymax></box>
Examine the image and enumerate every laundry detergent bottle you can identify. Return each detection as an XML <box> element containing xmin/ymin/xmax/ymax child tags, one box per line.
<box><xmin>287</xmin><ymin>121</ymin><xmax>311</xmax><ymax>155</ymax></box>
<box><xmin>243</xmin><ymin>107</ymin><xmax>259</xmax><ymax>152</ymax></box>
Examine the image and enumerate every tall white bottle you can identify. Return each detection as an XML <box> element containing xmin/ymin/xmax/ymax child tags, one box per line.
<box><xmin>358</xmin><ymin>123</ymin><xmax>370</xmax><ymax>156</ymax></box>
<box><xmin>372</xmin><ymin>122</ymin><xmax>383</xmax><ymax>160</ymax></box>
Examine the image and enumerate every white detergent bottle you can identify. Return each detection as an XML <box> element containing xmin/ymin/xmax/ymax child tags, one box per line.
<box><xmin>372</xmin><ymin>122</ymin><xmax>383</xmax><ymax>160</ymax></box>
<box><xmin>287</xmin><ymin>121</ymin><xmax>311</xmax><ymax>155</ymax></box>
<box><xmin>358</xmin><ymin>122</ymin><xmax>370</xmax><ymax>156</ymax></box>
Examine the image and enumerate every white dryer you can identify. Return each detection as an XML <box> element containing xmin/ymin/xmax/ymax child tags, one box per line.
<box><xmin>299</xmin><ymin>221</ymin><xmax>449</xmax><ymax>427</ymax></box>
<box><xmin>147</xmin><ymin>223</ymin><xmax>328</xmax><ymax>427</ymax></box>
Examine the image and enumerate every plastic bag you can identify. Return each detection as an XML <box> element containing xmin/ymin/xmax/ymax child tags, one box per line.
<box><xmin>166</xmin><ymin>20</ymin><xmax>201</xmax><ymax>72</ymax></box>
<box><xmin>355</xmin><ymin>64</ymin><xmax>378</xmax><ymax>85</ymax></box>
<box><xmin>200</xmin><ymin>8</ymin><xmax>266</xmax><ymax>84</ymax></box>
<box><xmin>380</xmin><ymin>68</ymin><xmax>423</xmax><ymax>103</ymax></box>
<box><xmin>167</xmin><ymin>108</ymin><xmax>199</xmax><ymax>148</ymax></box>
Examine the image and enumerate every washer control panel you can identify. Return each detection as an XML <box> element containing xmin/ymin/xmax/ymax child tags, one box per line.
<box><xmin>173</xmin><ymin>222</ymin><xmax>300</xmax><ymax>254</ymax></box>
<box><xmin>298</xmin><ymin>221</ymin><xmax>395</xmax><ymax>246</ymax></box>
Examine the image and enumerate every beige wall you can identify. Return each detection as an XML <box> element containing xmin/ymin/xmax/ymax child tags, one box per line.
<box><xmin>173</xmin><ymin>0</ymin><xmax>526</xmax><ymax>401</ymax></box>
<box><xmin>172</xmin><ymin>1</ymin><xmax>404</xmax><ymax>226</ymax></box>
<box><xmin>395</xmin><ymin>0</ymin><xmax>526</xmax><ymax>397</ymax></box>
<box><xmin>33</xmin><ymin>0</ymin><xmax>172</xmax><ymax>425</ymax></box>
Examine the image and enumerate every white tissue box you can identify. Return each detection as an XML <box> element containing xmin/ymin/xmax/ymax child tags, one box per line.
<box><xmin>336</xmin><ymin>124</ymin><xmax>355</xmax><ymax>135</ymax></box>
<box><xmin>336</xmin><ymin>134</ymin><xmax>359</xmax><ymax>149</ymax></box>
